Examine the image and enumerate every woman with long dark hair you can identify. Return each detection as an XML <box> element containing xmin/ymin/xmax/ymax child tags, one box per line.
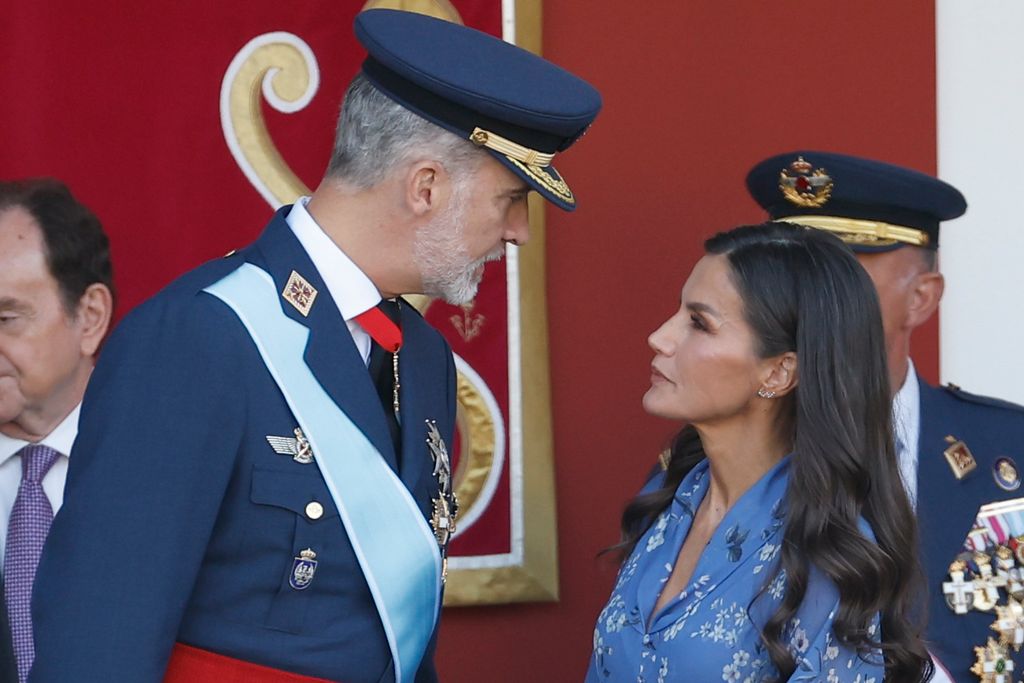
<box><xmin>586</xmin><ymin>223</ymin><xmax>931</xmax><ymax>682</ymax></box>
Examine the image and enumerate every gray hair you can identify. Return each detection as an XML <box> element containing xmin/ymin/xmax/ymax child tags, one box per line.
<box><xmin>326</xmin><ymin>73</ymin><xmax>484</xmax><ymax>188</ymax></box>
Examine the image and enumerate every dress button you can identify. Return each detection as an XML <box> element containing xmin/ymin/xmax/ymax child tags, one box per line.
<box><xmin>305</xmin><ymin>501</ymin><xmax>324</xmax><ymax>520</ymax></box>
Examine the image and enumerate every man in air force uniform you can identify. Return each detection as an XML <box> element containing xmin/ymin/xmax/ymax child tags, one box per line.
<box><xmin>30</xmin><ymin>10</ymin><xmax>600</xmax><ymax>683</ymax></box>
<box><xmin>748</xmin><ymin>151</ymin><xmax>1024</xmax><ymax>681</ymax></box>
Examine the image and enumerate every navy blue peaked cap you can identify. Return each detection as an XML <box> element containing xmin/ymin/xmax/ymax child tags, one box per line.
<box><xmin>746</xmin><ymin>150</ymin><xmax>967</xmax><ymax>252</ymax></box>
<box><xmin>354</xmin><ymin>9</ymin><xmax>601</xmax><ymax>211</ymax></box>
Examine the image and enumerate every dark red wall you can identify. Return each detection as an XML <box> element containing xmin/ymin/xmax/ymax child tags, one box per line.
<box><xmin>435</xmin><ymin>2</ymin><xmax>939</xmax><ymax>680</ymax></box>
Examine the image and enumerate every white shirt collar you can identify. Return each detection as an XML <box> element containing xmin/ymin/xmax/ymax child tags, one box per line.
<box><xmin>893</xmin><ymin>359</ymin><xmax>920</xmax><ymax>449</ymax></box>
<box><xmin>285</xmin><ymin>197</ymin><xmax>381</xmax><ymax>321</ymax></box>
<box><xmin>892</xmin><ymin>359</ymin><xmax>921</xmax><ymax>507</ymax></box>
<box><xmin>0</xmin><ymin>403</ymin><xmax>81</xmax><ymax>465</ymax></box>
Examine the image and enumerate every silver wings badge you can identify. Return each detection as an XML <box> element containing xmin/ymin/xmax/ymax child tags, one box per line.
<box><xmin>265</xmin><ymin>427</ymin><xmax>315</xmax><ymax>464</ymax></box>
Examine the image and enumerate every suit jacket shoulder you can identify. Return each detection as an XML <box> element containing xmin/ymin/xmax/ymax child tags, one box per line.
<box><xmin>941</xmin><ymin>381</ymin><xmax>1024</xmax><ymax>416</ymax></box>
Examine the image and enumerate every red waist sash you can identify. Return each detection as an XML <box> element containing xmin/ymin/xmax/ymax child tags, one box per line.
<box><xmin>164</xmin><ymin>643</ymin><xmax>336</xmax><ymax>682</ymax></box>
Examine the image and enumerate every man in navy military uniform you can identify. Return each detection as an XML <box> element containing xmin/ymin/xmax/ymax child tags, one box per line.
<box><xmin>748</xmin><ymin>151</ymin><xmax>1024</xmax><ymax>681</ymax></box>
<box><xmin>30</xmin><ymin>10</ymin><xmax>600</xmax><ymax>683</ymax></box>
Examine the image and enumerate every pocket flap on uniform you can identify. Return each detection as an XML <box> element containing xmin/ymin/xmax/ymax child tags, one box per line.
<box><xmin>250</xmin><ymin>465</ymin><xmax>339</xmax><ymax>520</ymax></box>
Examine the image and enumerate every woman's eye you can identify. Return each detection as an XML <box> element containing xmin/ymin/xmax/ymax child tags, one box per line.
<box><xmin>689</xmin><ymin>314</ymin><xmax>706</xmax><ymax>331</ymax></box>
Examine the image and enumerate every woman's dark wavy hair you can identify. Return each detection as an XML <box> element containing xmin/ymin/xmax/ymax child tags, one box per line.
<box><xmin>614</xmin><ymin>222</ymin><xmax>931</xmax><ymax>682</ymax></box>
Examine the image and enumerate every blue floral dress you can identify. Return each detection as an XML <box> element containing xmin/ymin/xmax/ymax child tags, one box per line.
<box><xmin>586</xmin><ymin>457</ymin><xmax>884</xmax><ymax>682</ymax></box>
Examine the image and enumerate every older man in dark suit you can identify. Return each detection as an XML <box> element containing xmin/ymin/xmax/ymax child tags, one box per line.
<box><xmin>0</xmin><ymin>179</ymin><xmax>114</xmax><ymax>682</ymax></box>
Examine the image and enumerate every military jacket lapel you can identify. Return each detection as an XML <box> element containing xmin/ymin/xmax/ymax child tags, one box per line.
<box><xmin>394</xmin><ymin>303</ymin><xmax>437</xmax><ymax>494</ymax></box>
<box><xmin>249</xmin><ymin>209</ymin><xmax>397</xmax><ymax>469</ymax></box>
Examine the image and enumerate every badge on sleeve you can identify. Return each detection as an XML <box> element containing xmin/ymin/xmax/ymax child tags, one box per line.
<box><xmin>289</xmin><ymin>548</ymin><xmax>318</xmax><ymax>590</ymax></box>
<box><xmin>945</xmin><ymin>435</ymin><xmax>978</xmax><ymax>480</ymax></box>
<box><xmin>266</xmin><ymin>427</ymin><xmax>315</xmax><ymax>464</ymax></box>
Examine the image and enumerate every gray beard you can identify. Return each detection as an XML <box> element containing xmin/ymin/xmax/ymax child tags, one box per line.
<box><xmin>413</xmin><ymin>186</ymin><xmax>504</xmax><ymax>305</ymax></box>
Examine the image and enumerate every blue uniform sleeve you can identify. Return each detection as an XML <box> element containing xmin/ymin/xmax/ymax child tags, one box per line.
<box><xmin>30</xmin><ymin>292</ymin><xmax>247</xmax><ymax>682</ymax></box>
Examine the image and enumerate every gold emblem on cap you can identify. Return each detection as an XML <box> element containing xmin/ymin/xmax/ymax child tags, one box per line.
<box><xmin>944</xmin><ymin>434</ymin><xmax>978</xmax><ymax>480</ymax></box>
<box><xmin>778</xmin><ymin>156</ymin><xmax>834</xmax><ymax>208</ymax></box>
<box><xmin>508</xmin><ymin>158</ymin><xmax>575</xmax><ymax>205</ymax></box>
<box><xmin>776</xmin><ymin>215</ymin><xmax>930</xmax><ymax>248</ymax></box>
<box><xmin>282</xmin><ymin>271</ymin><xmax>317</xmax><ymax>317</ymax></box>
<box><xmin>469</xmin><ymin>127</ymin><xmax>555</xmax><ymax>168</ymax></box>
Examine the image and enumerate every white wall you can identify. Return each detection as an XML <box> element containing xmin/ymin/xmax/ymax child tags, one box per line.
<box><xmin>937</xmin><ymin>0</ymin><xmax>1024</xmax><ymax>404</ymax></box>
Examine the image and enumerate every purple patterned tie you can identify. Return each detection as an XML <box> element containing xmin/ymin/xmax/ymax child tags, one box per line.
<box><xmin>4</xmin><ymin>444</ymin><xmax>60</xmax><ymax>682</ymax></box>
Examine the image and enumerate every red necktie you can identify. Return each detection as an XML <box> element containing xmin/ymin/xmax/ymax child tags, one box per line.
<box><xmin>356</xmin><ymin>300</ymin><xmax>403</xmax><ymax>461</ymax></box>
<box><xmin>354</xmin><ymin>302</ymin><xmax>402</xmax><ymax>353</ymax></box>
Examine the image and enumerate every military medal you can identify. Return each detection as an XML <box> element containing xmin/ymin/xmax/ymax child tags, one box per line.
<box><xmin>289</xmin><ymin>548</ymin><xmax>318</xmax><ymax>590</ymax></box>
<box><xmin>431</xmin><ymin>496</ymin><xmax>455</xmax><ymax>547</ymax></box>
<box><xmin>992</xmin><ymin>597</ymin><xmax>1024</xmax><ymax>652</ymax></box>
<box><xmin>944</xmin><ymin>435</ymin><xmax>978</xmax><ymax>480</ymax></box>
<box><xmin>993</xmin><ymin>457</ymin><xmax>1021</xmax><ymax>492</ymax></box>
<box><xmin>995</xmin><ymin>546</ymin><xmax>1024</xmax><ymax>601</ymax></box>
<box><xmin>945</xmin><ymin>560</ymin><xmax>976</xmax><ymax>614</ymax></box>
<box><xmin>265</xmin><ymin>427</ymin><xmax>315</xmax><ymax>464</ymax></box>
<box><xmin>426</xmin><ymin>420</ymin><xmax>459</xmax><ymax>582</ymax></box>
<box><xmin>972</xmin><ymin>638</ymin><xmax>1015</xmax><ymax>683</ymax></box>
<box><xmin>281</xmin><ymin>271</ymin><xmax>317</xmax><ymax>317</ymax></box>
<box><xmin>974</xmin><ymin>553</ymin><xmax>1002</xmax><ymax>612</ymax></box>
<box><xmin>426</xmin><ymin>420</ymin><xmax>452</xmax><ymax>493</ymax></box>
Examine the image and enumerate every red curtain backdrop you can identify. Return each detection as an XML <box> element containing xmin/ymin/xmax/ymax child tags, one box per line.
<box><xmin>1</xmin><ymin>1</ymin><xmax>938</xmax><ymax>681</ymax></box>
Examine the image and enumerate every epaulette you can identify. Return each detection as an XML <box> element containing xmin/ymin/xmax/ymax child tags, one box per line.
<box><xmin>943</xmin><ymin>382</ymin><xmax>1024</xmax><ymax>414</ymax></box>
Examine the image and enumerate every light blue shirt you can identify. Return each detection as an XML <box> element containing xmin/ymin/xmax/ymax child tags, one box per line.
<box><xmin>586</xmin><ymin>457</ymin><xmax>884</xmax><ymax>683</ymax></box>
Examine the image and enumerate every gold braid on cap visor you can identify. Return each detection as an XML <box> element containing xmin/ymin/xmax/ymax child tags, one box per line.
<box><xmin>469</xmin><ymin>127</ymin><xmax>555</xmax><ymax>167</ymax></box>
<box><xmin>777</xmin><ymin>215</ymin><xmax>930</xmax><ymax>247</ymax></box>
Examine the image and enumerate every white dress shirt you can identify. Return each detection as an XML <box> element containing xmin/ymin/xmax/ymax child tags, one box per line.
<box><xmin>286</xmin><ymin>197</ymin><xmax>381</xmax><ymax>365</ymax></box>
<box><xmin>891</xmin><ymin>362</ymin><xmax>954</xmax><ymax>683</ymax></box>
<box><xmin>893</xmin><ymin>359</ymin><xmax>921</xmax><ymax>509</ymax></box>
<box><xmin>0</xmin><ymin>404</ymin><xmax>79</xmax><ymax>566</ymax></box>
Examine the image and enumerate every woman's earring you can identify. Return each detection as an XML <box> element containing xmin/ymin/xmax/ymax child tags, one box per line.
<box><xmin>757</xmin><ymin>388</ymin><xmax>776</xmax><ymax>399</ymax></box>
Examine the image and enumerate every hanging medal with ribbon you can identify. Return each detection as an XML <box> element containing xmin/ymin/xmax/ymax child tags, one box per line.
<box><xmin>426</xmin><ymin>419</ymin><xmax>459</xmax><ymax>582</ymax></box>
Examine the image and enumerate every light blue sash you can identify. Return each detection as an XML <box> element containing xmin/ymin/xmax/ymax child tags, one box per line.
<box><xmin>206</xmin><ymin>264</ymin><xmax>441</xmax><ymax>683</ymax></box>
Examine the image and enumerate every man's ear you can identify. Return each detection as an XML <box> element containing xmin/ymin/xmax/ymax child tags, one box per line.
<box><xmin>760</xmin><ymin>352</ymin><xmax>799</xmax><ymax>398</ymax></box>
<box><xmin>906</xmin><ymin>270</ymin><xmax>944</xmax><ymax>330</ymax></box>
<box><xmin>75</xmin><ymin>283</ymin><xmax>114</xmax><ymax>357</ymax></box>
<box><xmin>405</xmin><ymin>160</ymin><xmax>448</xmax><ymax>216</ymax></box>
